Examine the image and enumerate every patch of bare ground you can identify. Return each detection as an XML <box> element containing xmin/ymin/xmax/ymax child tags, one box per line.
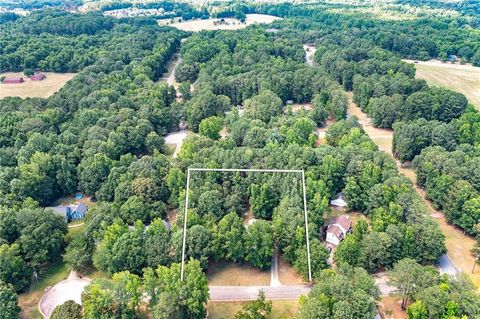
<box><xmin>378</xmin><ymin>295</ymin><xmax>407</xmax><ymax>319</ymax></box>
<box><xmin>278</xmin><ymin>255</ymin><xmax>305</xmax><ymax>285</ymax></box>
<box><xmin>207</xmin><ymin>260</ymin><xmax>271</xmax><ymax>286</ymax></box>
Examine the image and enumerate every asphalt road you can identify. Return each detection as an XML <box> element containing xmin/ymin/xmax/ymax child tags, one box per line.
<box><xmin>438</xmin><ymin>254</ymin><xmax>460</xmax><ymax>275</ymax></box>
<box><xmin>209</xmin><ymin>285</ymin><xmax>312</xmax><ymax>301</ymax></box>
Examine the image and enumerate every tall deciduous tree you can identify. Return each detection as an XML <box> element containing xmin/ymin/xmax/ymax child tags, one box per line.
<box><xmin>389</xmin><ymin>258</ymin><xmax>439</xmax><ymax>310</ymax></box>
<box><xmin>244</xmin><ymin>220</ymin><xmax>274</xmax><ymax>270</ymax></box>
<box><xmin>0</xmin><ymin>280</ymin><xmax>20</xmax><ymax>319</ymax></box>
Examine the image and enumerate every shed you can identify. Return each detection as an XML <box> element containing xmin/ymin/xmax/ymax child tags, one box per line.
<box><xmin>3</xmin><ymin>77</ymin><xmax>24</xmax><ymax>84</ymax></box>
<box><xmin>330</xmin><ymin>192</ymin><xmax>347</xmax><ymax>207</ymax></box>
<box><xmin>31</xmin><ymin>73</ymin><xmax>46</xmax><ymax>81</ymax></box>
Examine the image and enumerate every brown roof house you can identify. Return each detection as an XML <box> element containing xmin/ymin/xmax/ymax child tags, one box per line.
<box><xmin>325</xmin><ymin>215</ymin><xmax>352</xmax><ymax>250</ymax></box>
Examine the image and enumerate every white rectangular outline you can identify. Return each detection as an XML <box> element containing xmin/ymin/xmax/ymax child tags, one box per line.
<box><xmin>180</xmin><ymin>168</ymin><xmax>312</xmax><ymax>282</ymax></box>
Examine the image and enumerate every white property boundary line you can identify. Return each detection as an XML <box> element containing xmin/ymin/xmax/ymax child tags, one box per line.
<box><xmin>181</xmin><ymin>168</ymin><xmax>312</xmax><ymax>282</ymax></box>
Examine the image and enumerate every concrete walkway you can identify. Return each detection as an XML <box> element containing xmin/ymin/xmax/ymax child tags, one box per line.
<box><xmin>270</xmin><ymin>250</ymin><xmax>281</xmax><ymax>287</ymax></box>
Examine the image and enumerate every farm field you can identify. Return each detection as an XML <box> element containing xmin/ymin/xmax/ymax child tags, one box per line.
<box><xmin>207</xmin><ymin>299</ymin><xmax>299</xmax><ymax>319</ymax></box>
<box><xmin>404</xmin><ymin>59</ymin><xmax>480</xmax><ymax>108</ymax></box>
<box><xmin>0</xmin><ymin>72</ymin><xmax>76</xmax><ymax>99</ymax></box>
<box><xmin>158</xmin><ymin>14</ymin><xmax>281</xmax><ymax>31</ymax></box>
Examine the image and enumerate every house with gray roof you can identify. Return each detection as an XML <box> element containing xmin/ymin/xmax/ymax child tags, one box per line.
<box><xmin>46</xmin><ymin>203</ymin><xmax>87</xmax><ymax>222</ymax></box>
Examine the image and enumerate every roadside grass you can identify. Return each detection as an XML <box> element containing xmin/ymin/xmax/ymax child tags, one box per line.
<box><xmin>207</xmin><ymin>300</ymin><xmax>299</xmax><ymax>319</ymax></box>
<box><xmin>278</xmin><ymin>255</ymin><xmax>305</xmax><ymax>285</ymax></box>
<box><xmin>0</xmin><ymin>72</ymin><xmax>76</xmax><ymax>99</ymax></box>
<box><xmin>18</xmin><ymin>261</ymin><xmax>70</xmax><ymax>319</ymax></box>
<box><xmin>207</xmin><ymin>260</ymin><xmax>270</xmax><ymax>286</ymax></box>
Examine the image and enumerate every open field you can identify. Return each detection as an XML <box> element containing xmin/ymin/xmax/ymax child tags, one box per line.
<box><xmin>347</xmin><ymin>93</ymin><xmax>480</xmax><ymax>288</ymax></box>
<box><xmin>207</xmin><ymin>299</ymin><xmax>299</xmax><ymax>319</ymax></box>
<box><xmin>404</xmin><ymin>59</ymin><xmax>480</xmax><ymax>108</ymax></box>
<box><xmin>207</xmin><ymin>260</ymin><xmax>271</xmax><ymax>286</ymax></box>
<box><xmin>158</xmin><ymin>14</ymin><xmax>281</xmax><ymax>32</ymax></box>
<box><xmin>0</xmin><ymin>72</ymin><xmax>76</xmax><ymax>99</ymax></box>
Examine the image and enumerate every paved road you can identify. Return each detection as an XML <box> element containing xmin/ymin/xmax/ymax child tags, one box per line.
<box><xmin>39</xmin><ymin>271</ymin><xmax>90</xmax><ymax>318</ymax></box>
<box><xmin>164</xmin><ymin>130</ymin><xmax>188</xmax><ymax>158</ymax></box>
<box><xmin>438</xmin><ymin>254</ymin><xmax>460</xmax><ymax>275</ymax></box>
<box><xmin>209</xmin><ymin>285</ymin><xmax>312</xmax><ymax>301</ymax></box>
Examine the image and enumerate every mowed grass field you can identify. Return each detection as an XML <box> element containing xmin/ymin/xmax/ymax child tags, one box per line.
<box><xmin>158</xmin><ymin>14</ymin><xmax>281</xmax><ymax>32</ymax></box>
<box><xmin>207</xmin><ymin>300</ymin><xmax>299</xmax><ymax>319</ymax></box>
<box><xmin>404</xmin><ymin>60</ymin><xmax>480</xmax><ymax>108</ymax></box>
<box><xmin>0</xmin><ymin>72</ymin><xmax>76</xmax><ymax>99</ymax></box>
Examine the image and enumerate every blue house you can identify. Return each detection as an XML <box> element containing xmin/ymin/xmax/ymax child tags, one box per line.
<box><xmin>47</xmin><ymin>203</ymin><xmax>88</xmax><ymax>222</ymax></box>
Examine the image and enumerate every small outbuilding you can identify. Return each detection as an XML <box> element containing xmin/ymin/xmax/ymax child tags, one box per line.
<box><xmin>330</xmin><ymin>192</ymin><xmax>347</xmax><ymax>207</ymax></box>
<box><xmin>31</xmin><ymin>72</ymin><xmax>46</xmax><ymax>81</ymax></box>
<box><xmin>2</xmin><ymin>77</ymin><xmax>24</xmax><ymax>84</ymax></box>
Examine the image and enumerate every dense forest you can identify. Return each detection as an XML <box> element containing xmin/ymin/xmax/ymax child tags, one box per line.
<box><xmin>1</xmin><ymin>4</ymin><xmax>479</xmax><ymax>319</ymax></box>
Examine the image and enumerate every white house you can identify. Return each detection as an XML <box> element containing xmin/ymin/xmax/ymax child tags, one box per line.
<box><xmin>325</xmin><ymin>215</ymin><xmax>352</xmax><ymax>249</ymax></box>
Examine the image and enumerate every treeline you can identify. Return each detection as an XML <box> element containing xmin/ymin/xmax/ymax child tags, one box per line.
<box><xmin>101</xmin><ymin>1</ymin><xmax>208</xmax><ymax>20</ymax></box>
<box><xmin>0</xmin><ymin>14</ymin><xmax>184</xmax><ymax>307</ymax></box>
<box><xmin>9</xmin><ymin>10</ymin><xmax>114</xmax><ymax>35</ymax></box>
<box><xmin>278</xmin><ymin>6</ymin><xmax>479</xmax><ymax>237</ymax></box>
<box><xmin>0</xmin><ymin>11</ymin><xmax>115</xmax><ymax>72</ymax></box>
<box><xmin>255</xmin><ymin>3</ymin><xmax>480</xmax><ymax>65</ymax></box>
<box><xmin>0</xmin><ymin>0</ymin><xmax>82</xmax><ymax>10</ymax></box>
<box><xmin>176</xmin><ymin>28</ymin><xmax>347</xmax><ymax>131</ymax></box>
<box><xmin>0</xmin><ymin>12</ymin><xmax>183</xmax><ymax>208</ymax></box>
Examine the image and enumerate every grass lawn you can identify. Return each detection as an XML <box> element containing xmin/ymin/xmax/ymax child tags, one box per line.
<box><xmin>207</xmin><ymin>260</ymin><xmax>270</xmax><ymax>286</ymax></box>
<box><xmin>207</xmin><ymin>300</ymin><xmax>299</xmax><ymax>319</ymax></box>
<box><xmin>0</xmin><ymin>72</ymin><xmax>76</xmax><ymax>99</ymax></box>
<box><xmin>278</xmin><ymin>255</ymin><xmax>306</xmax><ymax>285</ymax></box>
<box><xmin>18</xmin><ymin>261</ymin><xmax>70</xmax><ymax>319</ymax></box>
<box><xmin>403</xmin><ymin>60</ymin><xmax>480</xmax><ymax>109</ymax></box>
<box><xmin>165</xmin><ymin>143</ymin><xmax>177</xmax><ymax>158</ymax></box>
